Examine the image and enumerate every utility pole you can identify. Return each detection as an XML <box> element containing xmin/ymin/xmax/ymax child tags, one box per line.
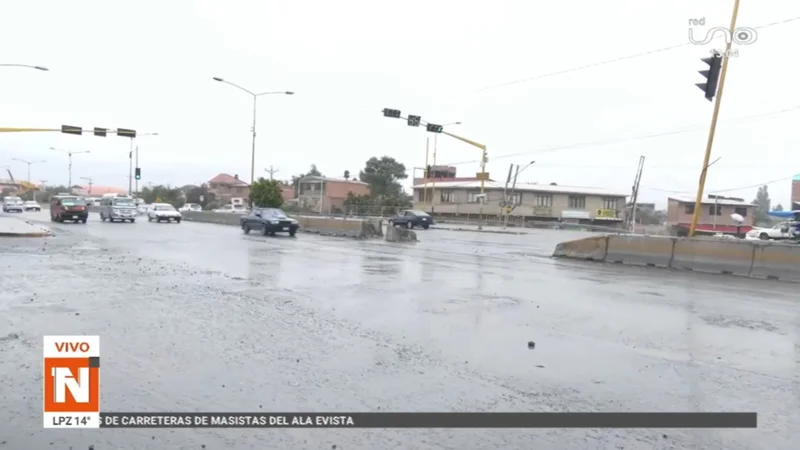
<box><xmin>81</xmin><ymin>177</ymin><xmax>93</xmax><ymax>195</ymax></box>
<box><xmin>38</xmin><ymin>180</ymin><xmax>47</xmax><ymax>203</ymax></box>
<box><xmin>423</xmin><ymin>138</ymin><xmax>430</xmax><ymax>211</ymax></box>
<box><xmin>265</xmin><ymin>165</ymin><xmax>279</xmax><ymax>181</ymax></box>
<box><xmin>689</xmin><ymin>0</ymin><xmax>740</xmax><ymax>237</ymax></box>
<box><xmin>431</xmin><ymin>135</ymin><xmax>438</xmax><ymax>214</ymax></box>
<box><xmin>50</xmin><ymin>147</ymin><xmax>90</xmax><ymax>191</ymax></box>
<box><xmin>626</xmin><ymin>156</ymin><xmax>646</xmax><ymax>232</ymax></box>
<box><xmin>128</xmin><ymin>138</ymin><xmax>134</xmax><ymax>196</ymax></box>
<box><xmin>501</xmin><ymin>163</ymin><xmax>514</xmax><ymax>228</ymax></box>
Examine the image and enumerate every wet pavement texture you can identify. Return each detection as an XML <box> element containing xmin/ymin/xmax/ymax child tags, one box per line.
<box><xmin>2</xmin><ymin>210</ymin><xmax>799</xmax><ymax>449</ymax></box>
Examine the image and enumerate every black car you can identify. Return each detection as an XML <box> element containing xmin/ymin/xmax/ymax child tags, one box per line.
<box><xmin>241</xmin><ymin>208</ymin><xmax>299</xmax><ymax>236</ymax></box>
<box><xmin>388</xmin><ymin>210</ymin><xmax>435</xmax><ymax>229</ymax></box>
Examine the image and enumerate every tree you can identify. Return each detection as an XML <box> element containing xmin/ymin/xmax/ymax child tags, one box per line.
<box><xmin>185</xmin><ymin>184</ymin><xmax>215</xmax><ymax>208</ymax></box>
<box><xmin>774</xmin><ymin>203</ymin><xmax>784</xmax><ymax>211</ymax></box>
<box><xmin>250</xmin><ymin>177</ymin><xmax>284</xmax><ymax>208</ymax></box>
<box><xmin>290</xmin><ymin>164</ymin><xmax>323</xmax><ymax>198</ymax></box>
<box><xmin>358</xmin><ymin>156</ymin><xmax>408</xmax><ymax>199</ymax></box>
<box><xmin>752</xmin><ymin>185</ymin><xmax>771</xmax><ymax>225</ymax></box>
<box><xmin>140</xmin><ymin>185</ymin><xmax>182</xmax><ymax>207</ymax></box>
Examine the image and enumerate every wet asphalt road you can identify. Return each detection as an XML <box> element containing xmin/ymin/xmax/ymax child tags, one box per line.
<box><xmin>1</xmin><ymin>210</ymin><xmax>799</xmax><ymax>449</ymax></box>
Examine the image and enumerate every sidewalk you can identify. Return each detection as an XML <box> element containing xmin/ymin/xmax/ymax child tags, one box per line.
<box><xmin>0</xmin><ymin>215</ymin><xmax>51</xmax><ymax>237</ymax></box>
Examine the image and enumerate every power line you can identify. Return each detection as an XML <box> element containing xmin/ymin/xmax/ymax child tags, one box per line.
<box><xmin>647</xmin><ymin>174</ymin><xmax>798</xmax><ymax>195</ymax></box>
<box><xmin>459</xmin><ymin>15</ymin><xmax>800</xmax><ymax>95</ymax></box>
<box><xmin>434</xmin><ymin>104</ymin><xmax>800</xmax><ymax>167</ymax></box>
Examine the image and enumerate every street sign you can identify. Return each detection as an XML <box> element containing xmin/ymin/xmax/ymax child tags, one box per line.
<box><xmin>596</xmin><ymin>209</ymin><xmax>618</xmax><ymax>218</ymax></box>
<box><xmin>476</xmin><ymin>172</ymin><xmax>490</xmax><ymax>181</ymax></box>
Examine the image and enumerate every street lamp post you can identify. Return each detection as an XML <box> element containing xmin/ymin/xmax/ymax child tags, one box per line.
<box><xmin>0</xmin><ymin>64</ymin><xmax>49</xmax><ymax>71</ymax></box>
<box><xmin>212</xmin><ymin>76</ymin><xmax>294</xmax><ymax>208</ymax></box>
<box><xmin>81</xmin><ymin>177</ymin><xmax>94</xmax><ymax>195</ymax></box>
<box><xmin>430</xmin><ymin>121</ymin><xmax>461</xmax><ymax>214</ymax></box>
<box><xmin>50</xmin><ymin>147</ymin><xmax>90</xmax><ymax>191</ymax></box>
<box><xmin>127</xmin><ymin>132</ymin><xmax>159</xmax><ymax>196</ymax></box>
<box><xmin>11</xmin><ymin>158</ymin><xmax>45</xmax><ymax>182</ymax></box>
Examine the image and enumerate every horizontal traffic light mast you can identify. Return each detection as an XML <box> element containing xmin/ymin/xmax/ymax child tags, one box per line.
<box><xmin>61</xmin><ymin>125</ymin><xmax>138</xmax><ymax>137</ymax></box>
<box><xmin>381</xmin><ymin>108</ymin><xmax>445</xmax><ymax>134</ymax></box>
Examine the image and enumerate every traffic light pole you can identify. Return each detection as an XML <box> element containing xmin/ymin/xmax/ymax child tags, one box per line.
<box><xmin>128</xmin><ymin>138</ymin><xmax>134</xmax><ymax>196</ymax></box>
<box><xmin>424</xmin><ymin>138</ymin><xmax>430</xmax><ymax>210</ymax></box>
<box><xmin>135</xmin><ymin>144</ymin><xmax>139</xmax><ymax>196</ymax></box>
<box><xmin>688</xmin><ymin>0</ymin><xmax>741</xmax><ymax>237</ymax></box>
<box><xmin>431</xmin><ymin>134</ymin><xmax>438</xmax><ymax>214</ymax></box>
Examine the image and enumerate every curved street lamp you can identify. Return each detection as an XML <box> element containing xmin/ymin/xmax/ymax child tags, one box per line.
<box><xmin>0</xmin><ymin>64</ymin><xmax>49</xmax><ymax>71</ymax></box>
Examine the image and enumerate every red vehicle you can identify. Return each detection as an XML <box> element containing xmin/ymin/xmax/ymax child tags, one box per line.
<box><xmin>50</xmin><ymin>195</ymin><xmax>88</xmax><ymax>223</ymax></box>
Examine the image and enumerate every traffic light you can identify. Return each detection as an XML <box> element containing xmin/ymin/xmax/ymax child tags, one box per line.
<box><xmin>407</xmin><ymin>115</ymin><xmax>421</xmax><ymax>127</ymax></box>
<box><xmin>696</xmin><ymin>51</ymin><xmax>723</xmax><ymax>102</ymax></box>
<box><xmin>344</xmin><ymin>170</ymin><xmax>350</xmax><ymax>180</ymax></box>
<box><xmin>117</xmin><ymin>128</ymin><xmax>137</xmax><ymax>138</ymax></box>
<box><xmin>61</xmin><ymin>125</ymin><xmax>83</xmax><ymax>135</ymax></box>
<box><xmin>135</xmin><ymin>168</ymin><xmax>141</xmax><ymax>180</ymax></box>
<box><xmin>93</xmin><ymin>127</ymin><xmax>107</xmax><ymax>137</ymax></box>
<box><xmin>426</xmin><ymin>123</ymin><xmax>443</xmax><ymax>133</ymax></box>
<box><xmin>382</xmin><ymin>108</ymin><xmax>401</xmax><ymax>118</ymax></box>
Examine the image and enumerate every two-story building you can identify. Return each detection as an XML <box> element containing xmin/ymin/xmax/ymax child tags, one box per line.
<box><xmin>666</xmin><ymin>196</ymin><xmax>755</xmax><ymax>236</ymax></box>
<box><xmin>411</xmin><ymin>180</ymin><xmax>627</xmax><ymax>226</ymax></box>
<box><xmin>296</xmin><ymin>176</ymin><xmax>370</xmax><ymax>213</ymax></box>
<box><xmin>207</xmin><ymin>173</ymin><xmax>250</xmax><ymax>204</ymax></box>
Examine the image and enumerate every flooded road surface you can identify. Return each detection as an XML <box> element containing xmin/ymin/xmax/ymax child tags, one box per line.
<box><xmin>2</xmin><ymin>211</ymin><xmax>798</xmax><ymax>449</ymax></box>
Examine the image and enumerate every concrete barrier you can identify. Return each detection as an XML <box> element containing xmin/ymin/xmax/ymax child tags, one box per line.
<box><xmin>553</xmin><ymin>233</ymin><xmax>800</xmax><ymax>283</ymax></box>
<box><xmin>178</xmin><ymin>211</ymin><xmax>379</xmax><ymax>239</ymax></box>
<box><xmin>385</xmin><ymin>226</ymin><xmax>417</xmax><ymax>243</ymax></box>
<box><xmin>552</xmin><ymin>235</ymin><xmax>608</xmax><ymax>260</ymax></box>
<box><xmin>750</xmin><ymin>242</ymin><xmax>800</xmax><ymax>281</ymax></box>
<box><xmin>671</xmin><ymin>237</ymin><xmax>755</xmax><ymax>276</ymax></box>
<box><xmin>604</xmin><ymin>235</ymin><xmax>675</xmax><ymax>267</ymax></box>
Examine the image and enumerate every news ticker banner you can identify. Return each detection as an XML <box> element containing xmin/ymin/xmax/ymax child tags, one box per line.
<box><xmin>42</xmin><ymin>336</ymin><xmax>758</xmax><ymax>429</ymax></box>
<box><xmin>46</xmin><ymin>412</ymin><xmax>757</xmax><ymax>429</ymax></box>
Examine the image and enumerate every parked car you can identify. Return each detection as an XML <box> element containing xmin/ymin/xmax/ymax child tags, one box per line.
<box><xmin>148</xmin><ymin>203</ymin><xmax>182</xmax><ymax>223</ymax></box>
<box><xmin>3</xmin><ymin>196</ymin><xmax>24</xmax><ymax>213</ymax></box>
<box><xmin>99</xmin><ymin>195</ymin><xmax>137</xmax><ymax>223</ymax></box>
<box><xmin>745</xmin><ymin>222</ymin><xmax>796</xmax><ymax>240</ymax></box>
<box><xmin>214</xmin><ymin>204</ymin><xmax>248</xmax><ymax>214</ymax></box>
<box><xmin>240</xmin><ymin>208</ymin><xmax>299</xmax><ymax>237</ymax></box>
<box><xmin>50</xmin><ymin>196</ymin><xmax>88</xmax><ymax>223</ymax></box>
<box><xmin>388</xmin><ymin>210</ymin><xmax>435</xmax><ymax>229</ymax></box>
<box><xmin>179</xmin><ymin>203</ymin><xmax>202</xmax><ymax>212</ymax></box>
<box><xmin>23</xmin><ymin>201</ymin><xmax>42</xmax><ymax>212</ymax></box>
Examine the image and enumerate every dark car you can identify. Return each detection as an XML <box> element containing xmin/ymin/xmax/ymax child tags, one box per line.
<box><xmin>241</xmin><ymin>208</ymin><xmax>299</xmax><ymax>237</ymax></box>
<box><xmin>388</xmin><ymin>210</ymin><xmax>435</xmax><ymax>229</ymax></box>
<box><xmin>50</xmin><ymin>196</ymin><xmax>88</xmax><ymax>223</ymax></box>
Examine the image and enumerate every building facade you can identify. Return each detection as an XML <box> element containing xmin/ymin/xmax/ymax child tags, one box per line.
<box><xmin>411</xmin><ymin>180</ymin><xmax>627</xmax><ymax>225</ymax></box>
<box><xmin>296</xmin><ymin>176</ymin><xmax>370</xmax><ymax>213</ymax></box>
<box><xmin>666</xmin><ymin>196</ymin><xmax>755</xmax><ymax>235</ymax></box>
<box><xmin>207</xmin><ymin>173</ymin><xmax>250</xmax><ymax>204</ymax></box>
<box><xmin>792</xmin><ymin>174</ymin><xmax>800</xmax><ymax>210</ymax></box>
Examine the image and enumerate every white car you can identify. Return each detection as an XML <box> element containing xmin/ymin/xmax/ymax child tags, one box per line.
<box><xmin>23</xmin><ymin>201</ymin><xmax>42</xmax><ymax>212</ymax></box>
<box><xmin>213</xmin><ymin>204</ymin><xmax>248</xmax><ymax>214</ymax></box>
<box><xmin>148</xmin><ymin>203</ymin><xmax>182</xmax><ymax>223</ymax></box>
<box><xmin>179</xmin><ymin>203</ymin><xmax>202</xmax><ymax>212</ymax></box>
<box><xmin>745</xmin><ymin>222</ymin><xmax>796</xmax><ymax>241</ymax></box>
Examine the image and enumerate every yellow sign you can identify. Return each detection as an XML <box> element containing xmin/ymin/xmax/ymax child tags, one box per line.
<box><xmin>596</xmin><ymin>209</ymin><xmax>618</xmax><ymax>218</ymax></box>
<box><xmin>476</xmin><ymin>172</ymin><xmax>490</xmax><ymax>181</ymax></box>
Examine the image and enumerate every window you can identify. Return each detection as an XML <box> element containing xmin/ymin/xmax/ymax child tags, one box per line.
<box><xmin>467</xmin><ymin>191</ymin><xmax>482</xmax><ymax>203</ymax></box>
<box><xmin>568</xmin><ymin>195</ymin><xmax>586</xmax><ymax>209</ymax></box>
<box><xmin>602</xmin><ymin>197</ymin><xmax>619</xmax><ymax>210</ymax></box>
<box><xmin>709</xmin><ymin>204</ymin><xmax>722</xmax><ymax>215</ymax></box>
<box><xmin>684</xmin><ymin>204</ymin><xmax>694</xmax><ymax>214</ymax></box>
<box><xmin>535</xmin><ymin>195</ymin><xmax>552</xmax><ymax>207</ymax></box>
<box><xmin>417</xmin><ymin>190</ymin><xmax>425</xmax><ymax>201</ymax></box>
<box><xmin>440</xmin><ymin>190</ymin><xmax>454</xmax><ymax>203</ymax></box>
<box><xmin>507</xmin><ymin>193</ymin><xmax>521</xmax><ymax>205</ymax></box>
<box><xmin>734</xmin><ymin>207</ymin><xmax>748</xmax><ymax>217</ymax></box>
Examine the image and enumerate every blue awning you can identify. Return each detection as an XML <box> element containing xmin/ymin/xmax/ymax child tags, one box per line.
<box><xmin>768</xmin><ymin>210</ymin><xmax>799</xmax><ymax>218</ymax></box>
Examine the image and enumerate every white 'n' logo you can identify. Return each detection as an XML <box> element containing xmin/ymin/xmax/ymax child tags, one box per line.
<box><xmin>52</xmin><ymin>367</ymin><xmax>90</xmax><ymax>403</ymax></box>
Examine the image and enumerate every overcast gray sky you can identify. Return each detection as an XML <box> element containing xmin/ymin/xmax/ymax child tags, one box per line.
<box><xmin>1</xmin><ymin>0</ymin><xmax>798</xmax><ymax>208</ymax></box>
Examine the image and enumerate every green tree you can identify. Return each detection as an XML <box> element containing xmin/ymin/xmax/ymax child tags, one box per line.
<box><xmin>185</xmin><ymin>183</ymin><xmax>215</xmax><ymax>207</ymax></box>
<box><xmin>752</xmin><ymin>185</ymin><xmax>771</xmax><ymax>225</ymax></box>
<box><xmin>140</xmin><ymin>185</ymin><xmax>183</xmax><ymax>207</ymax></box>
<box><xmin>358</xmin><ymin>156</ymin><xmax>408</xmax><ymax>199</ymax></box>
<box><xmin>290</xmin><ymin>164</ymin><xmax>322</xmax><ymax>198</ymax></box>
<box><xmin>250</xmin><ymin>178</ymin><xmax>284</xmax><ymax>208</ymax></box>
<box><xmin>774</xmin><ymin>203</ymin><xmax>784</xmax><ymax>211</ymax></box>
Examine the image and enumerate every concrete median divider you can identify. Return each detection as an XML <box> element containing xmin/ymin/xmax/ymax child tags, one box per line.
<box><xmin>604</xmin><ymin>235</ymin><xmax>675</xmax><ymax>267</ymax></box>
<box><xmin>553</xmin><ymin>233</ymin><xmax>800</xmax><ymax>283</ymax></box>
<box><xmin>750</xmin><ymin>242</ymin><xmax>800</xmax><ymax>282</ymax></box>
<box><xmin>178</xmin><ymin>211</ymin><xmax>382</xmax><ymax>239</ymax></box>
<box><xmin>552</xmin><ymin>235</ymin><xmax>608</xmax><ymax>260</ymax></box>
<box><xmin>670</xmin><ymin>237</ymin><xmax>755</xmax><ymax>277</ymax></box>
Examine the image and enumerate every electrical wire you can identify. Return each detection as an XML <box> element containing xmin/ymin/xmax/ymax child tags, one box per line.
<box><xmin>647</xmin><ymin>174</ymin><xmax>798</xmax><ymax>195</ymax></box>
<box><xmin>433</xmin><ymin>104</ymin><xmax>800</xmax><ymax>167</ymax></box>
<box><xmin>458</xmin><ymin>15</ymin><xmax>800</xmax><ymax>95</ymax></box>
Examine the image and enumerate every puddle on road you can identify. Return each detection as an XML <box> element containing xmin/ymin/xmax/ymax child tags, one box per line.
<box><xmin>361</xmin><ymin>255</ymin><xmax>401</xmax><ymax>275</ymax></box>
<box><xmin>700</xmin><ymin>314</ymin><xmax>780</xmax><ymax>333</ymax></box>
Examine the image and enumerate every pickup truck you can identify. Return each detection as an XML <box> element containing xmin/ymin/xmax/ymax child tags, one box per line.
<box><xmin>745</xmin><ymin>222</ymin><xmax>796</xmax><ymax>240</ymax></box>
